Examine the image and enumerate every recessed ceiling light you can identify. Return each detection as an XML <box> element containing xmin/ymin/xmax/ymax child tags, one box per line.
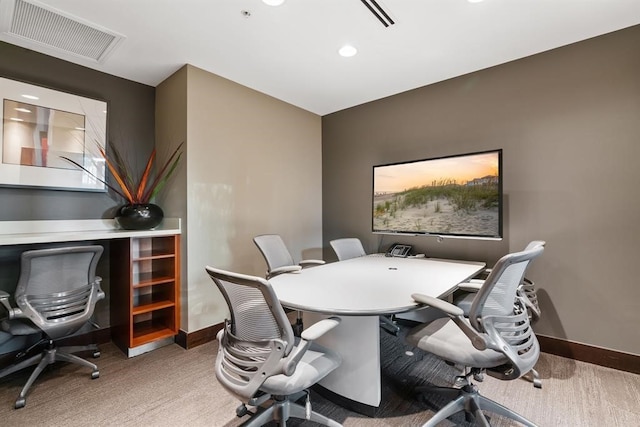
<box><xmin>468</xmin><ymin>0</ymin><xmax>484</xmax><ymax>3</ymax></box>
<box><xmin>263</xmin><ymin>0</ymin><xmax>285</xmax><ymax>6</ymax></box>
<box><xmin>339</xmin><ymin>45</ymin><xmax>358</xmax><ymax>58</ymax></box>
<box><xmin>21</xmin><ymin>94</ymin><xmax>39</xmax><ymax>100</ymax></box>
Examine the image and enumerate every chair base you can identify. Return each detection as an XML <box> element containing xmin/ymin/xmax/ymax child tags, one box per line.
<box><xmin>416</xmin><ymin>383</ymin><xmax>538</xmax><ymax>427</ymax></box>
<box><xmin>0</xmin><ymin>342</ymin><xmax>100</xmax><ymax>409</ymax></box>
<box><xmin>239</xmin><ymin>394</ymin><xmax>342</xmax><ymax>427</ymax></box>
<box><xmin>380</xmin><ymin>315</ymin><xmax>400</xmax><ymax>336</ymax></box>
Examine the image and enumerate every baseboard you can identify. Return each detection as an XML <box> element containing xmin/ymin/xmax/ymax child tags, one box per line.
<box><xmin>537</xmin><ymin>334</ymin><xmax>640</xmax><ymax>375</ymax></box>
<box><xmin>175</xmin><ymin>322</ymin><xmax>224</xmax><ymax>350</ymax></box>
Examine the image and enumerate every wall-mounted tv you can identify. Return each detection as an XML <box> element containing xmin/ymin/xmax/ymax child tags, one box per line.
<box><xmin>372</xmin><ymin>149</ymin><xmax>503</xmax><ymax>239</ymax></box>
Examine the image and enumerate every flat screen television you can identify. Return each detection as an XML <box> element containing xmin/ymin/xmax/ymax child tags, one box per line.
<box><xmin>372</xmin><ymin>149</ymin><xmax>503</xmax><ymax>239</ymax></box>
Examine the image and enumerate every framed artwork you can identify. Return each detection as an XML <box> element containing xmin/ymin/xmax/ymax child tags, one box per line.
<box><xmin>0</xmin><ymin>77</ymin><xmax>107</xmax><ymax>192</ymax></box>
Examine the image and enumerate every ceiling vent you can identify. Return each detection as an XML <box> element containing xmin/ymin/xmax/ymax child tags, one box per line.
<box><xmin>360</xmin><ymin>0</ymin><xmax>395</xmax><ymax>28</ymax></box>
<box><xmin>0</xmin><ymin>0</ymin><xmax>124</xmax><ymax>63</ymax></box>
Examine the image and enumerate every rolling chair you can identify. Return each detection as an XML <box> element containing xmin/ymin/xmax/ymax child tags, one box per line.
<box><xmin>253</xmin><ymin>234</ymin><xmax>325</xmax><ymax>335</ymax></box>
<box><xmin>329</xmin><ymin>237</ymin><xmax>400</xmax><ymax>336</ymax></box>
<box><xmin>405</xmin><ymin>241</ymin><xmax>544</xmax><ymax>426</ymax></box>
<box><xmin>205</xmin><ymin>266</ymin><xmax>342</xmax><ymax>427</ymax></box>
<box><xmin>0</xmin><ymin>245</ymin><xmax>105</xmax><ymax>409</ymax></box>
<box><xmin>454</xmin><ymin>240</ymin><xmax>545</xmax><ymax>388</ymax></box>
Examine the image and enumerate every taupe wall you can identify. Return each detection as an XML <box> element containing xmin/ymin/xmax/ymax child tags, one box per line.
<box><xmin>157</xmin><ymin>65</ymin><xmax>323</xmax><ymax>333</ymax></box>
<box><xmin>322</xmin><ymin>26</ymin><xmax>640</xmax><ymax>355</ymax></box>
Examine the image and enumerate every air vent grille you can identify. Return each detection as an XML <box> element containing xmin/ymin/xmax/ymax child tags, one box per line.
<box><xmin>3</xmin><ymin>0</ymin><xmax>123</xmax><ymax>62</ymax></box>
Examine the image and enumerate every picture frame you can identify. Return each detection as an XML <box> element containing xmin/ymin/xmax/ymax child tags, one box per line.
<box><xmin>0</xmin><ymin>76</ymin><xmax>107</xmax><ymax>192</ymax></box>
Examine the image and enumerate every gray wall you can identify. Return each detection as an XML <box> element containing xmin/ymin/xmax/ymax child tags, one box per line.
<box><xmin>0</xmin><ymin>42</ymin><xmax>156</xmax><ymax>353</ymax></box>
<box><xmin>0</xmin><ymin>41</ymin><xmax>155</xmax><ymax>220</ymax></box>
<box><xmin>322</xmin><ymin>25</ymin><xmax>640</xmax><ymax>356</ymax></box>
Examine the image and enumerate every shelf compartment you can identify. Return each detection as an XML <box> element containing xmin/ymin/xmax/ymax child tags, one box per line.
<box><xmin>131</xmin><ymin>236</ymin><xmax>177</xmax><ymax>260</ymax></box>
<box><xmin>133</xmin><ymin>283</ymin><xmax>176</xmax><ymax>311</ymax></box>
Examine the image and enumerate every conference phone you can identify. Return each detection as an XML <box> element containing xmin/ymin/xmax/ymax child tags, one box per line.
<box><xmin>386</xmin><ymin>243</ymin><xmax>412</xmax><ymax>258</ymax></box>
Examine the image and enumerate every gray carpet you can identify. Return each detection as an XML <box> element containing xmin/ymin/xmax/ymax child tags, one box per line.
<box><xmin>1</xmin><ymin>325</ymin><xmax>639</xmax><ymax>426</ymax></box>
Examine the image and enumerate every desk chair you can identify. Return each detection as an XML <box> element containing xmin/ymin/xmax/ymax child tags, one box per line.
<box><xmin>205</xmin><ymin>266</ymin><xmax>342</xmax><ymax>427</ymax></box>
<box><xmin>329</xmin><ymin>237</ymin><xmax>400</xmax><ymax>336</ymax></box>
<box><xmin>253</xmin><ymin>234</ymin><xmax>325</xmax><ymax>335</ymax></box>
<box><xmin>454</xmin><ymin>241</ymin><xmax>545</xmax><ymax>388</ymax></box>
<box><xmin>406</xmin><ymin>241</ymin><xmax>544</xmax><ymax>427</ymax></box>
<box><xmin>329</xmin><ymin>237</ymin><xmax>366</xmax><ymax>261</ymax></box>
<box><xmin>0</xmin><ymin>245</ymin><xmax>105</xmax><ymax>409</ymax></box>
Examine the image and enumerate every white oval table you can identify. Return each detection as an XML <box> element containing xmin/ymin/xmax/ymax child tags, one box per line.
<box><xmin>269</xmin><ymin>254</ymin><xmax>485</xmax><ymax>416</ymax></box>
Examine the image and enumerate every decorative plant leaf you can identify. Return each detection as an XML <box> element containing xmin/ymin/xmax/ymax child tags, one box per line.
<box><xmin>62</xmin><ymin>139</ymin><xmax>183</xmax><ymax>205</ymax></box>
<box><xmin>60</xmin><ymin>156</ymin><xmax>128</xmax><ymax>201</ymax></box>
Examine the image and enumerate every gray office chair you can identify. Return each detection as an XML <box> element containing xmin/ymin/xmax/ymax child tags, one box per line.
<box><xmin>329</xmin><ymin>237</ymin><xmax>366</xmax><ymax>261</ymax></box>
<box><xmin>253</xmin><ymin>234</ymin><xmax>325</xmax><ymax>335</ymax></box>
<box><xmin>454</xmin><ymin>241</ymin><xmax>545</xmax><ymax>388</ymax></box>
<box><xmin>405</xmin><ymin>241</ymin><xmax>544</xmax><ymax>427</ymax></box>
<box><xmin>329</xmin><ymin>237</ymin><xmax>400</xmax><ymax>336</ymax></box>
<box><xmin>0</xmin><ymin>245</ymin><xmax>105</xmax><ymax>409</ymax></box>
<box><xmin>205</xmin><ymin>266</ymin><xmax>342</xmax><ymax>427</ymax></box>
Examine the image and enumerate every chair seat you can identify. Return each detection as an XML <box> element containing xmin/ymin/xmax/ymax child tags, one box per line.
<box><xmin>406</xmin><ymin>317</ymin><xmax>507</xmax><ymax>368</ymax></box>
<box><xmin>262</xmin><ymin>341</ymin><xmax>341</xmax><ymax>396</ymax></box>
<box><xmin>2</xmin><ymin>318</ymin><xmax>40</xmax><ymax>336</ymax></box>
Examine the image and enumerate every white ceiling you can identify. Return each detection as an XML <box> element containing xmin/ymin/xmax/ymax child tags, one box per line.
<box><xmin>2</xmin><ymin>0</ymin><xmax>640</xmax><ymax>116</ymax></box>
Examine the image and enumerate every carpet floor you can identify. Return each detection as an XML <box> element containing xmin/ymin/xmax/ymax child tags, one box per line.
<box><xmin>1</xmin><ymin>325</ymin><xmax>639</xmax><ymax>426</ymax></box>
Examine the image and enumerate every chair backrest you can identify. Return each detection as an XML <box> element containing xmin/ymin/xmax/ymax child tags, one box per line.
<box><xmin>469</xmin><ymin>241</ymin><xmax>545</xmax><ymax>380</ymax></box>
<box><xmin>14</xmin><ymin>245</ymin><xmax>104</xmax><ymax>340</ymax></box>
<box><xmin>330</xmin><ymin>238</ymin><xmax>366</xmax><ymax>261</ymax></box>
<box><xmin>253</xmin><ymin>234</ymin><xmax>296</xmax><ymax>272</ymax></box>
<box><xmin>205</xmin><ymin>266</ymin><xmax>295</xmax><ymax>401</ymax></box>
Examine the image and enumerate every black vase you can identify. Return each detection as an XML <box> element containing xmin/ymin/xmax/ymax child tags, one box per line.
<box><xmin>115</xmin><ymin>203</ymin><xmax>164</xmax><ymax>230</ymax></box>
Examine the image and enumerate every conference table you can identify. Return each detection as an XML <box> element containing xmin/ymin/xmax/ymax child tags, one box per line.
<box><xmin>269</xmin><ymin>254</ymin><xmax>485</xmax><ymax>416</ymax></box>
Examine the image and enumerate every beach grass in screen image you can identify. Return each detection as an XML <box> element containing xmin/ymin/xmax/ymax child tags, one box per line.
<box><xmin>373</xmin><ymin>151</ymin><xmax>501</xmax><ymax>237</ymax></box>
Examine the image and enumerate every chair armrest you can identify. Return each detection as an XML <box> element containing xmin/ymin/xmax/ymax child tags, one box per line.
<box><xmin>411</xmin><ymin>293</ymin><xmax>464</xmax><ymax>317</ymax></box>
<box><xmin>411</xmin><ymin>293</ymin><xmax>488</xmax><ymax>351</ymax></box>
<box><xmin>0</xmin><ymin>290</ymin><xmax>21</xmax><ymax>319</ymax></box>
<box><xmin>268</xmin><ymin>265</ymin><xmax>303</xmax><ymax>278</ymax></box>
<box><xmin>283</xmin><ymin>317</ymin><xmax>341</xmax><ymax>375</ymax></box>
<box><xmin>458</xmin><ymin>280</ymin><xmax>483</xmax><ymax>292</ymax></box>
<box><xmin>0</xmin><ymin>290</ymin><xmax>11</xmax><ymax>313</ymax></box>
<box><xmin>299</xmin><ymin>259</ymin><xmax>325</xmax><ymax>268</ymax></box>
<box><xmin>93</xmin><ymin>276</ymin><xmax>106</xmax><ymax>300</ymax></box>
<box><xmin>300</xmin><ymin>316</ymin><xmax>340</xmax><ymax>341</ymax></box>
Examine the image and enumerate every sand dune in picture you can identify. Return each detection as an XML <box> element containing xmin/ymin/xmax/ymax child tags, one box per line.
<box><xmin>373</xmin><ymin>194</ymin><xmax>499</xmax><ymax>236</ymax></box>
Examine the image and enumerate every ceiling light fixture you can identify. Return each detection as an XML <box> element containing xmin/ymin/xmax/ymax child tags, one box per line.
<box><xmin>21</xmin><ymin>94</ymin><xmax>39</xmax><ymax>100</ymax></box>
<box><xmin>468</xmin><ymin>0</ymin><xmax>484</xmax><ymax>3</ymax></box>
<box><xmin>339</xmin><ymin>45</ymin><xmax>358</xmax><ymax>58</ymax></box>
<box><xmin>262</xmin><ymin>0</ymin><xmax>285</xmax><ymax>6</ymax></box>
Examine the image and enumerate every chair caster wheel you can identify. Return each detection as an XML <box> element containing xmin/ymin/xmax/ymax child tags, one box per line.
<box><xmin>15</xmin><ymin>398</ymin><xmax>26</xmax><ymax>409</ymax></box>
<box><xmin>236</xmin><ymin>404</ymin><xmax>248</xmax><ymax>417</ymax></box>
<box><xmin>93</xmin><ymin>351</ymin><xmax>101</xmax><ymax>358</ymax></box>
<box><xmin>91</xmin><ymin>370</ymin><xmax>100</xmax><ymax>379</ymax></box>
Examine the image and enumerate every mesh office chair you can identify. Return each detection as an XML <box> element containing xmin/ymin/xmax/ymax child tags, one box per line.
<box><xmin>205</xmin><ymin>266</ymin><xmax>342</xmax><ymax>427</ymax></box>
<box><xmin>329</xmin><ymin>237</ymin><xmax>366</xmax><ymax>262</ymax></box>
<box><xmin>454</xmin><ymin>241</ymin><xmax>545</xmax><ymax>388</ymax></box>
<box><xmin>329</xmin><ymin>237</ymin><xmax>400</xmax><ymax>336</ymax></box>
<box><xmin>0</xmin><ymin>245</ymin><xmax>105</xmax><ymax>409</ymax></box>
<box><xmin>253</xmin><ymin>234</ymin><xmax>325</xmax><ymax>335</ymax></box>
<box><xmin>405</xmin><ymin>241</ymin><xmax>545</xmax><ymax>427</ymax></box>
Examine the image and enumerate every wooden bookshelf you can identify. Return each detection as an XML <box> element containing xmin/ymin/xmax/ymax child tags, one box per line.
<box><xmin>111</xmin><ymin>234</ymin><xmax>181</xmax><ymax>356</ymax></box>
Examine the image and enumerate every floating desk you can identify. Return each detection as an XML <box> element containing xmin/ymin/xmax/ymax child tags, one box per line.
<box><xmin>269</xmin><ymin>254</ymin><xmax>485</xmax><ymax>416</ymax></box>
<box><xmin>0</xmin><ymin>219</ymin><xmax>181</xmax><ymax>357</ymax></box>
